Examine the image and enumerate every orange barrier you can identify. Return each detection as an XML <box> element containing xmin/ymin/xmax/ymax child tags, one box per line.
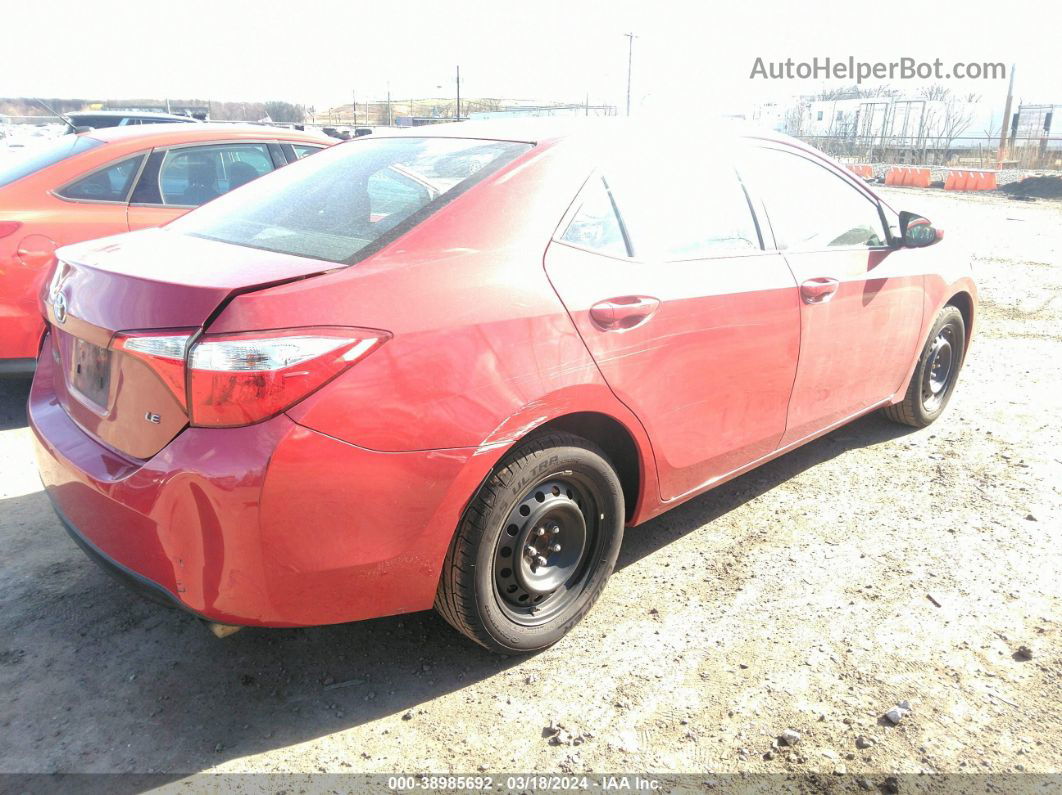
<box><xmin>885</xmin><ymin>166</ymin><xmax>930</xmax><ymax>188</ymax></box>
<box><xmin>846</xmin><ymin>164</ymin><xmax>874</xmax><ymax>179</ymax></box>
<box><xmin>944</xmin><ymin>169</ymin><xmax>999</xmax><ymax>191</ymax></box>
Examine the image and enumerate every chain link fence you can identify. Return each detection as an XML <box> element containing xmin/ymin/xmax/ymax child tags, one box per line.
<box><xmin>796</xmin><ymin>134</ymin><xmax>1062</xmax><ymax>171</ymax></box>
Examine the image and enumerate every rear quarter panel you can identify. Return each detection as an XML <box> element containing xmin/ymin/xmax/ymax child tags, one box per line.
<box><xmin>0</xmin><ymin>145</ymin><xmax>137</xmax><ymax>359</ymax></box>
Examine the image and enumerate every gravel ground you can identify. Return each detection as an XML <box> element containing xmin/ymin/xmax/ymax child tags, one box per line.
<box><xmin>0</xmin><ymin>187</ymin><xmax>1059</xmax><ymax>783</ymax></box>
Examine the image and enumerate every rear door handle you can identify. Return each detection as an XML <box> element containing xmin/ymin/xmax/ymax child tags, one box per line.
<box><xmin>800</xmin><ymin>277</ymin><xmax>840</xmax><ymax>304</ymax></box>
<box><xmin>589</xmin><ymin>295</ymin><xmax>660</xmax><ymax>331</ymax></box>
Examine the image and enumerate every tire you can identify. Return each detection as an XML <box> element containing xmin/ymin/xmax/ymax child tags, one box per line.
<box><xmin>883</xmin><ymin>305</ymin><xmax>966</xmax><ymax>428</ymax></box>
<box><xmin>435</xmin><ymin>431</ymin><xmax>625</xmax><ymax>654</ymax></box>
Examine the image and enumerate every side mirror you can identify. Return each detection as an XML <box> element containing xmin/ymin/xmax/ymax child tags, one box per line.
<box><xmin>899</xmin><ymin>210</ymin><xmax>943</xmax><ymax>248</ymax></box>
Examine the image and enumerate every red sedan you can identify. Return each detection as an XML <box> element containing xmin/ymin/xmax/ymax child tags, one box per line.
<box><xmin>30</xmin><ymin>121</ymin><xmax>976</xmax><ymax>653</ymax></box>
<box><xmin>0</xmin><ymin>124</ymin><xmax>331</xmax><ymax>372</ymax></box>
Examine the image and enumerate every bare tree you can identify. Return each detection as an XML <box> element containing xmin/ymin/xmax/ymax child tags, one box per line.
<box><xmin>263</xmin><ymin>101</ymin><xmax>304</xmax><ymax>124</ymax></box>
<box><xmin>912</xmin><ymin>86</ymin><xmax>977</xmax><ymax>163</ymax></box>
<box><xmin>783</xmin><ymin>96</ymin><xmax>812</xmax><ymax>136</ymax></box>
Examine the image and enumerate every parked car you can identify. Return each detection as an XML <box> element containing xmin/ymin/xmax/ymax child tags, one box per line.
<box><xmin>0</xmin><ymin>124</ymin><xmax>332</xmax><ymax>373</ymax></box>
<box><xmin>66</xmin><ymin>110</ymin><xmax>201</xmax><ymax>129</ymax></box>
<box><xmin>29</xmin><ymin>120</ymin><xmax>976</xmax><ymax>653</ymax></box>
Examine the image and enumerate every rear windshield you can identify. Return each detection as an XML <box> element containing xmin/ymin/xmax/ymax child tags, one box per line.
<box><xmin>168</xmin><ymin>137</ymin><xmax>532</xmax><ymax>264</ymax></box>
<box><xmin>0</xmin><ymin>135</ymin><xmax>102</xmax><ymax>189</ymax></box>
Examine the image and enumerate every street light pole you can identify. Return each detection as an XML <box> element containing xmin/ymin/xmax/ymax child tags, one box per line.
<box><xmin>624</xmin><ymin>32</ymin><xmax>637</xmax><ymax>117</ymax></box>
<box><xmin>997</xmin><ymin>64</ymin><xmax>1016</xmax><ymax>168</ymax></box>
<box><xmin>456</xmin><ymin>65</ymin><xmax>461</xmax><ymax>121</ymax></box>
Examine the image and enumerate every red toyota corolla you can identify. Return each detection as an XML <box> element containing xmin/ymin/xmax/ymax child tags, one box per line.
<box><xmin>30</xmin><ymin>120</ymin><xmax>976</xmax><ymax>653</ymax></box>
<box><xmin>0</xmin><ymin>124</ymin><xmax>331</xmax><ymax>373</ymax></box>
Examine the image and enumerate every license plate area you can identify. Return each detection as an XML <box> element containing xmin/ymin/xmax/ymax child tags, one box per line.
<box><xmin>69</xmin><ymin>337</ymin><xmax>112</xmax><ymax>408</ymax></box>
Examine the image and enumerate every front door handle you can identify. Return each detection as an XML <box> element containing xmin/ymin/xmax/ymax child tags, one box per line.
<box><xmin>589</xmin><ymin>295</ymin><xmax>660</xmax><ymax>331</ymax></box>
<box><xmin>800</xmin><ymin>277</ymin><xmax>840</xmax><ymax>304</ymax></box>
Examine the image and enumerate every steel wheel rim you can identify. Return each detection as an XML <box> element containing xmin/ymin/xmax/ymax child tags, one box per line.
<box><xmin>922</xmin><ymin>326</ymin><xmax>956</xmax><ymax>412</ymax></box>
<box><xmin>492</xmin><ymin>473</ymin><xmax>603</xmax><ymax>626</ymax></box>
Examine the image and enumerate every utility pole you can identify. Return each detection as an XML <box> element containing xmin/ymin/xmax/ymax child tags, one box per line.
<box><xmin>456</xmin><ymin>65</ymin><xmax>461</xmax><ymax>121</ymax></box>
<box><xmin>352</xmin><ymin>89</ymin><xmax>357</xmax><ymax>128</ymax></box>
<box><xmin>624</xmin><ymin>32</ymin><xmax>637</xmax><ymax>117</ymax></box>
<box><xmin>997</xmin><ymin>64</ymin><xmax>1016</xmax><ymax>168</ymax></box>
<box><xmin>387</xmin><ymin>82</ymin><xmax>392</xmax><ymax>126</ymax></box>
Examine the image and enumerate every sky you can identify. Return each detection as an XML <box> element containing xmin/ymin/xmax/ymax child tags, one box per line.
<box><xmin>2</xmin><ymin>0</ymin><xmax>1058</xmax><ymax>116</ymax></box>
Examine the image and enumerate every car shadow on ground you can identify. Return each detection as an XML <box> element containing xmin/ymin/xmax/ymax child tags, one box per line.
<box><xmin>0</xmin><ymin>376</ymin><xmax>31</xmax><ymax>431</ymax></box>
<box><xmin>0</xmin><ymin>381</ymin><xmax>916</xmax><ymax>773</ymax></box>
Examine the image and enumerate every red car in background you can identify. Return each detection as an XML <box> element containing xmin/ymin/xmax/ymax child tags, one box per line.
<box><xmin>30</xmin><ymin>121</ymin><xmax>976</xmax><ymax>653</ymax></box>
<box><xmin>0</xmin><ymin>124</ymin><xmax>331</xmax><ymax>372</ymax></box>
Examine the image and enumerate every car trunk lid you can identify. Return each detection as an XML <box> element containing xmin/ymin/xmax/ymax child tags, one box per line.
<box><xmin>45</xmin><ymin>228</ymin><xmax>335</xmax><ymax>459</ymax></box>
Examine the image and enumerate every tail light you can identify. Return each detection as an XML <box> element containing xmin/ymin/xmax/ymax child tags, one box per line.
<box><xmin>0</xmin><ymin>221</ymin><xmax>22</xmax><ymax>240</ymax></box>
<box><xmin>113</xmin><ymin>327</ymin><xmax>389</xmax><ymax>427</ymax></box>
<box><xmin>113</xmin><ymin>332</ymin><xmax>194</xmax><ymax>408</ymax></box>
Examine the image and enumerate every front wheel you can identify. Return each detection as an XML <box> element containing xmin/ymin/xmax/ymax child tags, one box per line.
<box><xmin>883</xmin><ymin>304</ymin><xmax>966</xmax><ymax>428</ymax></box>
<box><xmin>435</xmin><ymin>432</ymin><xmax>625</xmax><ymax>654</ymax></box>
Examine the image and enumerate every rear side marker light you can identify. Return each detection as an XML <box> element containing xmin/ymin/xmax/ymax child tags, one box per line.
<box><xmin>112</xmin><ymin>327</ymin><xmax>389</xmax><ymax>427</ymax></box>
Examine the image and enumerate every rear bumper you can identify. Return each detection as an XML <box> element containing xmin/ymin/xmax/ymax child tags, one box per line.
<box><xmin>49</xmin><ymin>494</ymin><xmax>194</xmax><ymax>613</ymax></box>
<box><xmin>29</xmin><ymin>350</ymin><xmax>487</xmax><ymax>627</ymax></box>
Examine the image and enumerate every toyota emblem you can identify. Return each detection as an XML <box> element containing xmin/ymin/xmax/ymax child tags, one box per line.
<box><xmin>53</xmin><ymin>293</ymin><xmax>67</xmax><ymax>325</ymax></box>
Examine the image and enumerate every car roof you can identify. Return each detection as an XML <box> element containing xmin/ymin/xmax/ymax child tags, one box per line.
<box><xmin>366</xmin><ymin>116</ymin><xmax>799</xmax><ymax>148</ymax></box>
<box><xmin>68</xmin><ymin>110</ymin><xmax>197</xmax><ymax>120</ymax></box>
<box><xmin>82</xmin><ymin>123</ymin><xmax>333</xmax><ymax>146</ymax></box>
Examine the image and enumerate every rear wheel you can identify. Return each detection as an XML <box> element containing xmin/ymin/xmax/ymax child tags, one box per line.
<box><xmin>883</xmin><ymin>305</ymin><xmax>966</xmax><ymax>428</ymax></box>
<box><xmin>435</xmin><ymin>432</ymin><xmax>624</xmax><ymax>654</ymax></box>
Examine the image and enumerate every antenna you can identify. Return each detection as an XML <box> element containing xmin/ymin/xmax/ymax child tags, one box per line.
<box><xmin>33</xmin><ymin>98</ymin><xmax>77</xmax><ymax>134</ymax></box>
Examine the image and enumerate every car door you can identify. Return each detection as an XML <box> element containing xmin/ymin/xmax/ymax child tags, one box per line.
<box><xmin>126</xmin><ymin>141</ymin><xmax>279</xmax><ymax>230</ymax></box>
<box><xmin>740</xmin><ymin>143</ymin><xmax>925</xmax><ymax>446</ymax></box>
<box><xmin>544</xmin><ymin>156</ymin><xmax>801</xmax><ymax>501</ymax></box>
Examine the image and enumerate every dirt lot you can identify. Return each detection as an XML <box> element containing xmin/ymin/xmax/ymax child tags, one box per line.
<box><xmin>0</xmin><ymin>187</ymin><xmax>1059</xmax><ymax>784</ymax></box>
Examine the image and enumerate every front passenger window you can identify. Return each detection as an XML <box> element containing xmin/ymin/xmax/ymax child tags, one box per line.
<box><xmin>749</xmin><ymin>147</ymin><xmax>887</xmax><ymax>250</ymax></box>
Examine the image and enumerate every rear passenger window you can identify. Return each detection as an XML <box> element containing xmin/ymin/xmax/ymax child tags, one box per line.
<box><xmin>56</xmin><ymin>155</ymin><xmax>145</xmax><ymax>202</ymax></box>
<box><xmin>158</xmin><ymin>143</ymin><xmax>274</xmax><ymax>206</ymax></box>
<box><xmin>748</xmin><ymin>147</ymin><xmax>887</xmax><ymax>250</ymax></box>
<box><xmin>292</xmin><ymin>144</ymin><xmax>324</xmax><ymax>159</ymax></box>
<box><xmin>559</xmin><ymin>177</ymin><xmax>629</xmax><ymax>258</ymax></box>
<box><xmin>606</xmin><ymin>158</ymin><xmax>761</xmax><ymax>261</ymax></box>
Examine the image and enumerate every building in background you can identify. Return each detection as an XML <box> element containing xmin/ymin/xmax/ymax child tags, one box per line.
<box><xmin>743</xmin><ymin>92</ymin><xmax>1059</xmax><ymax>168</ymax></box>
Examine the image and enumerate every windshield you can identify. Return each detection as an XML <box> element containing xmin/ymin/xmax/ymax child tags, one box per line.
<box><xmin>169</xmin><ymin>137</ymin><xmax>532</xmax><ymax>264</ymax></box>
<box><xmin>0</xmin><ymin>135</ymin><xmax>102</xmax><ymax>189</ymax></box>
